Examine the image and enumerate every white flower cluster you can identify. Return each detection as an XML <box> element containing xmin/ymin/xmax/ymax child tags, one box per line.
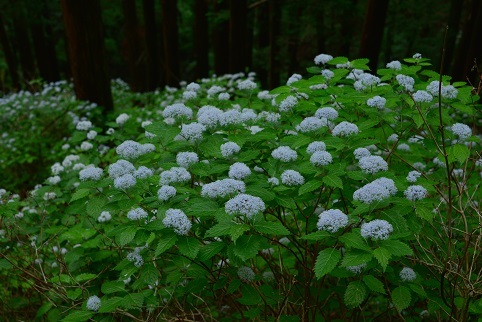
<box><xmin>80</xmin><ymin>141</ymin><xmax>93</xmax><ymax>151</ymax></box>
<box><xmin>176</xmin><ymin>151</ymin><xmax>199</xmax><ymax>168</ymax></box>
<box><xmin>43</xmin><ymin>192</ymin><xmax>56</xmax><ymax>201</ymax></box>
<box><xmin>426</xmin><ymin>81</ymin><xmax>458</xmax><ymax>99</ymax></box>
<box><xmin>238</xmin><ymin>79</ymin><xmax>257</xmax><ymax>90</ymax></box>
<box><xmin>163</xmin><ymin>208</ymin><xmax>192</xmax><ymax>235</ymax></box>
<box><xmin>268</xmin><ymin>177</ymin><xmax>279</xmax><ymax>185</ymax></box>
<box><xmin>207</xmin><ymin>85</ymin><xmax>225</xmax><ymax>96</ymax></box>
<box><xmin>86</xmin><ymin>295</ymin><xmax>101</xmax><ymax>312</ymax></box>
<box><xmin>257</xmin><ymin>111</ymin><xmax>281</xmax><ymax>123</ymax></box>
<box><xmin>361</xmin><ymin>219</ymin><xmax>393</xmax><ymax>240</ymax></box>
<box><xmin>271</xmin><ymin>146</ymin><xmax>298</xmax><ymax>162</ymax></box>
<box><xmin>218</xmin><ymin>92</ymin><xmax>230</xmax><ymax>100</ymax></box>
<box><xmin>406</xmin><ymin>170</ymin><xmax>421</xmax><ymax>183</ymax></box>
<box><xmin>109</xmin><ymin>159</ymin><xmax>135</xmax><ymax>179</ymax></box>
<box><xmin>134</xmin><ymin>166</ymin><xmax>153</xmax><ymax>179</ymax></box>
<box><xmin>395</xmin><ymin>75</ymin><xmax>415</xmax><ymax>92</ymax></box>
<box><xmin>399</xmin><ymin>267</ymin><xmax>416</xmax><ymax>281</ymax></box>
<box><xmin>404</xmin><ymin>185</ymin><xmax>428</xmax><ymax>201</ymax></box>
<box><xmin>317</xmin><ymin>209</ymin><xmax>348</xmax><ymax>233</ymax></box>
<box><xmin>310</xmin><ymin>151</ymin><xmax>333</xmax><ymax>166</ymax></box>
<box><xmin>47</xmin><ymin>175</ymin><xmax>61</xmax><ymax>185</ymax></box>
<box><xmin>353</xmin><ymin>148</ymin><xmax>371</xmax><ymax>160</ymax></box>
<box><xmin>87</xmin><ymin>130</ymin><xmax>97</xmax><ymax>140</ymax></box>
<box><xmin>281</xmin><ymin>170</ymin><xmax>305</xmax><ymax>186</ymax></box>
<box><xmin>116</xmin><ymin>140</ymin><xmax>155</xmax><ymax>159</ymax></box>
<box><xmin>315</xmin><ymin>107</ymin><xmax>338</xmax><ymax>120</ymax></box>
<box><xmin>287</xmin><ymin>73</ymin><xmax>302</xmax><ymax>85</ymax></box>
<box><xmin>97</xmin><ymin>211</ymin><xmax>112</xmax><ymax>223</ymax></box>
<box><xmin>358</xmin><ymin>156</ymin><xmax>388</xmax><ymax>174</ymax></box>
<box><xmin>225</xmin><ymin>193</ymin><xmax>265</xmax><ymax>218</ymax></box>
<box><xmin>332</xmin><ymin>121</ymin><xmax>359</xmax><ymax>137</ymax></box>
<box><xmin>183</xmin><ymin>90</ymin><xmax>197</xmax><ymax>100</ymax></box>
<box><xmin>346</xmin><ymin>262</ymin><xmax>367</xmax><ymax>274</ymax></box>
<box><xmin>160</xmin><ymin>167</ymin><xmax>191</xmax><ymax>185</ymax></box>
<box><xmin>237</xmin><ymin>266</ymin><xmax>255</xmax><ymax>282</ymax></box>
<box><xmin>228</xmin><ymin>162</ymin><xmax>251</xmax><ymax>180</ymax></box>
<box><xmin>257</xmin><ymin>90</ymin><xmax>273</xmax><ymax>100</ymax></box>
<box><xmin>413</xmin><ymin>90</ymin><xmax>433</xmax><ymax>103</ymax></box>
<box><xmin>354</xmin><ymin>73</ymin><xmax>380</xmax><ymax>91</ymax></box>
<box><xmin>220</xmin><ymin>142</ymin><xmax>241</xmax><ymax>158</ymax></box>
<box><xmin>201</xmin><ymin>178</ymin><xmax>246</xmax><ymax>198</ymax></box>
<box><xmin>278</xmin><ymin>95</ymin><xmax>298</xmax><ymax>112</ymax></box>
<box><xmin>367</xmin><ymin>96</ymin><xmax>386</xmax><ymax>109</ymax></box>
<box><xmin>219</xmin><ymin>110</ymin><xmax>242</xmax><ymax>127</ymax></box>
<box><xmin>321</xmin><ymin>69</ymin><xmax>334</xmax><ymax>80</ymax></box>
<box><xmin>127</xmin><ymin>208</ymin><xmax>148</xmax><ymax>220</ymax></box>
<box><xmin>314</xmin><ymin>53</ymin><xmax>333</xmax><ymax>65</ymax></box>
<box><xmin>197</xmin><ymin>105</ymin><xmax>222</xmax><ymax>128</ymax></box>
<box><xmin>186</xmin><ymin>82</ymin><xmax>201</xmax><ymax>92</ymax></box>
<box><xmin>162</xmin><ymin>103</ymin><xmax>193</xmax><ymax>119</ymax></box>
<box><xmin>51</xmin><ymin>163</ymin><xmax>64</xmax><ymax>175</ymax></box>
<box><xmin>296</xmin><ymin>117</ymin><xmax>326</xmax><ymax>133</ymax></box>
<box><xmin>306</xmin><ymin>141</ymin><xmax>326</xmax><ymax>154</ymax></box>
<box><xmin>386</xmin><ymin>60</ymin><xmax>402</xmax><ymax>70</ymax></box>
<box><xmin>353</xmin><ymin>177</ymin><xmax>397</xmax><ymax>204</ymax></box>
<box><xmin>158</xmin><ymin>185</ymin><xmax>176</xmax><ymax>201</ymax></box>
<box><xmin>450</xmin><ymin>123</ymin><xmax>472</xmax><ymax>141</ymax></box>
<box><xmin>310</xmin><ymin>84</ymin><xmax>328</xmax><ymax>90</ymax></box>
<box><xmin>76</xmin><ymin>120</ymin><xmax>93</xmax><ymax>131</ymax></box>
<box><xmin>116</xmin><ymin>113</ymin><xmax>130</xmax><ymax>125</ymax></box>
<box><xmin>180</xmin><ymin>122</ymin><xmax>206</xmax><ymax>142</ymax></box>
<box><xmin>126</xmin><ymin>248</ymin><xmax>144</xmax><ymax>267</ymax></box>
<box><xmin>79</xmin><ymin>167</ymin><xmax>103</xmax><ymax>181</ymax></box>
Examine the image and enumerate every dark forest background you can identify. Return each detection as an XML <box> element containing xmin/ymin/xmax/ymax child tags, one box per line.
<box><xmin>0</xmin><ymin>0</ymin><xmax>481</xmax><ymax>100</ymax></box>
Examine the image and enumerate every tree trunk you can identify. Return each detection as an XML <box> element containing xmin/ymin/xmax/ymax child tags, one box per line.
<box><xmin>359</xmin><ymin>0</ymin><xmax>389</xmax><ymax>72</ymax></box>
<box><xmin>160</xmin><ymin>0</ymin><xmax>180</xmax><ymax>86</ymax></box>
<box><xmin>0</xmin><ymin>13</ymin><xmax>20</xmax><ymax>90</ymax></box>
<box><xmin>61</xmin><ymin>0</ymin><xmax>113</xmax><ymax>112</ymax></box>
<box><xmin>268</xmin><ymin>0</ymin><xmax>280</xmax><ymax>89</ymax></box>
<box><xmin>442</xmin><ymin>0</ymin><xmax>464</xmax><ymax>74</ymax></box>
<box><xmin>123</xmin><ymin>0</ymin><xmax>147</xmax><ymax>92</ymax></box>
<box><xmin>255</xmin><ymin>2</ymin><xmax>270</xmax><ymax>87</ymax></box>
<box><xmin>194</xmin><ymin>0</ymin><xmax>209</xmax><ymax>79</ymax></box>
<box><xmin>228</xmin><ymin>0</ymin><xmax>247</xmax><ymax>73</ymax></box>
<box><xmin>12</xmin><ymin>0</ymin><xmax>36</xmax><ymax>85</ymax></box>
<box><xmin>143</xmin><ymin>0</ymin><xmax>162</xmax><ymax>90</ymax></box>
<box><xmin>212</xmin><ymin>0</ymin><xmax>229</xmax><ymax>75</ymax></box>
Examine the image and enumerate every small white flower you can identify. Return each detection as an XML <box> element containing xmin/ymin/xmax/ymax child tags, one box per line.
<box><xmin>87</xmin><ymin>130</ymin><xmax>97</xmax><ymax>140</ymax></box>
<box><xmin>353</xmin><ymin>177</ymin><xmax>397</xmax><ymax>204</ymax></box>
<box><xmin>400</xmin><ymin>267</ymin><xmax>416</xmax><ymax>281</ymax></box>
<box><xmin>43</xmin><ymin>192</ymin><xmax>56</xmax><ymax>201</ymax></box>
<box><xmin>296</xmin><ymin>117</ymin><xmax>329</xmax><ymax>133</ymax></box>
<box><xmin>310</xmin><ymin>151</ymin><xmax>333</xmax><ymax>166</ymax></box>
<box><xmin>238</xmin><ymin>266</ymin><xmax>255</xmax><ymax>282</ymax></box>
<box><xmin>163</xmin><ymin>208</ymin><xmax>192</xmax><ymax>235</ymax></box>
<box><xmin>76</xmin><ymin>121</ymin><xmax>93</xmax><ymax>131</ymax></box>
<box><xmin>315</xmin><ymin>107</ymin><xmax>338</xmax><ymax>120</ymax></box>
<box><xmin>116</xmin><ymin>113</ymin><xmax>130</xmax><ymax>125</ymax></box>
<box><xmin>221</xmin><ymin>142</ymin><xmax>241</xmax><ymax>158</ymax></box>
<box><xmin>361</xmin><ymin>219</ymin><xmax>393</xmax><ymax>240</ymax></box>
<box><xmin>218</xmin><ymin>92</ymin><xmax>230</xmax><ymax>100</ymax></box>
<box><xmin>413</xmin><ymin>53</ymin><xmax>422</xmax><ymax>59</ymax></box>
<box><xmin>225</xmin><ymin>194</ymin><xmax>265</xmax><ymax>218</ymax></box>
<box><xmin>158</xmin><ymin>185</ymin><xmax>176</xmax><ymax>201</ymax></box>
<box><xmin>404</xmin><ymin>185</ymin><xmax>427</xmax><ymax>201</ymax></box>
<box><xmin>127</xmin><ymin>208</ymin><xmax>148</xmax><ymax>220</ymax></box>
<box><xmin>271</xmin><ymin>146</ymin><xmax>298</xmax><ymax>162</ymax></box>
<box><xmin>281</xmin><ymin>170</ymin><xmax>305</xmax><ymax>186</ymax></box>
<box><xmin>358</xmin><ymin>156</ymin><xmax>388</xmax><ymax>174</ymax></box>
<box><xmin>307</xmin><ymin>141</ymin><xmax>326</xmax><ymax>154</ymax></box>
<box><xmin>346</xmin><ymin>262</ymin><xmax>367</xmax><ymax>274</ymax></box>
<box><xmin>183</xmin><ymin>90</ymin><xmax>197</xmax><ymax>100</ymax></box>
<box><xmin>413</xmin><ymin>90</ymin><xmax>433</xmax><ymax>103</ymax></box>
<box><xmin>159</xmin><ymin>167</ymin><xmax>191</xmax><ymax>185</ymax></box>
<box><xmin>317</xmin><ymin>209</ymin><xmax>348</xmax><ymax>233</ymax></box>
<box><xmin>387</xmin><ymin>133</ymin><xmax>399</xmax><ymax>142</ymax></box>
<box><xmin>353</xmin><ymin>148</ymin><xmax>371</xmax><ymax>160</ymax></box>
<box><xmin>186</xmin><ymin>82</ymin><xmax>201</xmax><ymax>92</ymax></box>
<box><xmin>228</xmin><ymin>162</ymin><xmax>251</xmax><ymax>180</ymax></box>
<box><xmin>238</xmin><ymin>79</ymin><xmax>257</xmax><ymax>90</ymax></box>
<box><xmin>176</xmin><ymin>152</ymin><xmax>199</xmax><ymax>168</ymax></box>
<box><xmin>332</xmin><ymin>121</ymin><xmax>359</xmax><ymax>137</ymax></box>
<box><xmin>386</xmin><ymin>60</ymin><xmax>402</xmax><ymax>70</ymax></box>
<box><xmin>396</xmin><ymin>75</ymin><xmax>415</xmax><ymax>92</ymax></box>
<box><xmin>80</xmin><ymin>141</ymin><xmax>93</xmax><ymax>151</ymax></box>
<box><xmin>201</xmin><ymin>179</ymin><xmax>245</xmax><ymax>198</ymax></box>
<box><xmin>180</xmin><ymin>122</ymin><xmax>206</xmax><ymax>142</ymax></box>
<box><xmin>287</xmin><ymin>73</ymin><xmax>302</xmax><ymax>85</ymax></box>
<box><xmin>278</xmin><ymin>95</ymin><xmax>298</xmax><ymax>112</ymax></box>
<box><xmin>314</xmin><ymin>53</ymin><xmax>333</xmax><ymax>65</ymax></box>
<box><xmin>197</xmin><ymin>105</ymin><xmax>222</xmax><ymax>128</ymax></box>
<box><xmin>162</xmin><ymin>103</ymin><xmax>193</xmax><ymax>119</ymax></box>
<box><xmin>134</xmin><ymin>166</ymin><xmax>153</xmax><ymax>179</ymax></box>
<box><xmin>451</xmin><ymin>123</ymin><xmax>471</xmax><ymax>141</ymax></box>
<box><xmin>397</xmin><ymin>143</ymin><xmax>410</xmax><ymax>151</ymax></box>
<box><xmin>86</xmin><ymin>295</ymin><xmax>101</xmax><ymax>311</ymax></box>
<box><xmin>321</xmin><ymin>69</ymin><xmax>335</xmax><ymax>80</ymax></box>
<box><xmin>367</xmin><ymin>96</ymin><xmax>386</xmax><ymax>109</ymax></box>
<box><xmin>79</xmin><ymin>167</ymin><xmax>103</xmax><ymax>181</ymax></box>
<box><xmin>114</xmin><ymin>173</ymin><xmax>136</xmax><ymax>190</ymax></box>
<box><xmin>97</xmin><ymin>211</ymin><xmax>112</xmax><ymax>223</ymax></box>
<box><xmin>108</xmin><ymin>160</ymin><xmax>135</xmax><ymax>178</ymax></box>
<box><xmin>406</xmin><ymin>171</ymin><xmax>421</xmax><ymax>183</ymax></box>
<box><xmin>268</xmin><ymin>177</ymin><xmax>279</xmax><ymax>186</ymax></box>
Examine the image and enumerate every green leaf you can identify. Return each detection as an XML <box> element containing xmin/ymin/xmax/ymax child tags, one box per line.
<box><xmin>67</xmin><ymin>289</ymin><xmax>82</xmax><ymax>300</ymax></box>
<box><xmin>323</xmin><ymin>174</ymin><xmax>343</xmax><ymax>189</ymax></box>
<box><xmin>205</xmin><ymin>221</ymin><xmax>235</xmax><ymax>238</ymax></box>
<box><xmin>233</xmin><ymin>234</ymin><xmax>262</xmax><ymax>261</ymax></box>
<box><xmin>154</xmin><ymin>232</ymin><xmax>177</xmax><ymax>257</ymax></box>
<box><xmin>341</xmin><ymin>250</ymin><xmax>373</xmax><ymax>267</ymax></box>
<box><xmin>61</xmin><ymin>311</ymin><xmax>93</xmax><ymax>322</ymax></box>
<box><xmin>380</xmin><ymin>240</ymin><xmax>413</xmax><ymax>257</ymax></box>
<box><xmin>75</xmin><ymin>273</ymin><xmax>96</xmax><ymax>282</ymax></box>
<box><xmin>253</xmin><ymin>221</ymin><xmax>290</xmax><ymax>235</ymax></box>
<box><xmin>177</xmin><ymin>236</ymin><xmax>200</xmax><ymax>259</ymax></box>
<box><xmin>416</xmin><ymin>206</ymin><xmax>434</xmax><ymax>221</ymax></box>
<box><xmin>229</xmin><ymin>224</ymin><xmax>250</xmax><ymax>242</ymax></box>
<box><xmin>141</xmin><ymin>264</ymin><xmax>159</xmax><ymax>285</ymax></box>
<box><xmin>363</xmin><ymin>275</ymin><xmax>386</xmax><ymax>294</ymax></box>
<box><xmin>339</xmin><ymin>232</ymin><xmax>371</xmax><ymax>251</ymax></box>
<box><xmin>350</xmin><ymin>58</ymin><xmax>370</xmax><ymax>70</ymax></box>
<box><xmin>409</xmin><ymin>283</ymin><xmax>427</xmax><ymax>298</ymax></box>
<box><xmin>245</xmin><ymin>186</ymin><xmax>276</xmax><ymax>201</ymax></box>
<box><xmin>0</xmin><ymin>258</ymin><xmax>13</xmax><ymax>269</ymax></box>
<box><xmin>306</xmin><ymin>66</ymin><xmax>322</xmax><ymax>74</ymax></box>
<box><xmin>122</xmin><ymin>293</ymin><xmax>144</xmax><ymax>309</ymax></box>
<box><xmin>119</xmin><ymin>226</ymin><xmax>138</xmax><ymax>246</ymax></box>
<box><xmin>327</xmin><ymin>56</ymin><xmax>349</xmax><ymax>65</ymax></box>
<box><xmin>392</xmin><ymin>286</ymin><xmax>411</xmax><ymax>312</ymax></box>
<box><xmin>344</xmin><ymin>281</ymin><xmax>368</xmax><ymax>308</ymax></box>
<box><xmin>237</xmin><ymin>285</ymin><xmax>262</xmax><ymax>305</ymax></box>
<box><xmin>298</xmin><ymin>179</ymin><xmax>323</xmax><ymax>195</ymax></box>
<box><xmin>450</xmin><ymin>144</ymin><xmax>470</xmax><ymax>163</ymax></box>
<box><xmin>70</xmin><ymin>188</ymin><xmax>90</xmax><ymax>202</ymax></box>
<box><xmin>300</xmin><ymin>231</ymin><xmax>332</xmax><ymax>241</ymax></box>
<box><xmin>373</xmin><ymin>247</ymin><xmax>391</xmax><ymax>271</ymax></box>
<box><xmin>144</xmin><ymin>122</ymin><xmax>180</xmax><ymax>142</ymax></box>
<box><xmin>101</xmin><ymin>281</ymin><xmax>126</xmax><ymax>294</ymax></box>
<box><xmin>314</xmin><ymin>248</ymin><xmax>341</xmax><ymax>278</ymax></box>
<box><xmin>86</xmin><ymin>197</ymin><xmax>106</xmax><ymax>217</ymax></box>
<box><xmin>187</xmin><ymin>199</ymin><xmax>220</xmax><ymax>218</ymax></box>
<box><xmin>198</xmin><ymin>242</ymin><xmax>225</xmax><ymax>261</ymax></box>
<box><xmin>227</xmin><ymin>279</ymin><xmax>242</xmax><ymax>294</ymax></box>
<box><xmin>98</xmin><ymin>297</ymin><xmax>123</xmax><ymax>313</ymax></box>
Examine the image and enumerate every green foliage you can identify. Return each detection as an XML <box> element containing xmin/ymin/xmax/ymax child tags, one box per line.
<box><xmin>1</xmin><ymin>54</ymin><xmax>481</xmax><ymax>321</ymax></box>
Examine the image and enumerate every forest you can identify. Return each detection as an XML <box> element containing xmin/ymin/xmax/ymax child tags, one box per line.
<box><xmin>1</xmin><ymin>0</ymin><xmax>482</xmax><ymax>321</ymax></box>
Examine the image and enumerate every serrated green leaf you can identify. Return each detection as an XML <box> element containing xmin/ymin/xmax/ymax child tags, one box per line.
<box><xmin>392</xmin><ymin>286</ymin><xmax>411</xmax><ymax>311</ymax></box>
<box><xmin>154</xmin><ymin>232</ymin><xmax>177</xmax><ymax>257</ymax></box>
<box><xmin>380</xmin><ymin>240</ymin><xmax>413</xmax><ymax>257</ymax></box>
<box><xmin>122</xmin><ymin>293</ymin><xmax>144</xmax><ymax>309</ymax></box>
<box><xmin>363</xmin><ymin>275</ymin><xmax>386</xmax><ymax>294</ymax></box>
<box><xmin>67</xmin><ymin>289</ymin><xmax>82</xmax><ymax>300</ymax></box>
<box><xmin>141</xmin><ymin>264</ymin><xmax>159</xmax><ymax>285</ymax></box>
<box><xmin>327</xmin><ymin>56</ymin><xmax>349</xmax><ymax>65</ymax></box>
<box><xmin>314</xmin><ymin>248</ymin><xmax>341</xmax><ymax>278</ymax></box>
<box><xmin>409</xmin><ymin>283</ymin><xmax>427</xmax><ymax>298</ymax></box>
<box><xmin>269</xmin><ymin>85</ymin><xmax>291</xmax><ymax>94</ymax></box>
<box><xmin>306</xmin><ymin>66</ymin><xmax>322</xmax><ymax>74</ymax></box>
<box><xmin>198</xmin><ymin>242</ymin><xmax>225</xmax><ymax>261</ymax></box>
<box><xmin>373</xmin><ymin>247</ymin><xmax>391</xmax><ymax>271</ymax></box>
<box><xmin>61</xmin><ymin>310</ymin><xmax>93</xmax><ymax>322</ymax></box>
<box><xmin>187</xmin><ymin>199</ymin><xmax>220</xmax><ymax>218</ymax></box>
<box><xmin>0</xmin><ymin>259</ymin><xmax>13</xmax><ymax>269</ymax></box>
<box><xmin>227</xmin><ymin>279</ymin><xmax>242</xmax><ymax>294</ymax></box>
<box><xmin>300</xmin><ymin>231</ymin><xmax>332</xmax><ymax>241</ymax></box>
<box><xmin>98</xmin><ymin>296</ymin><xmax>123</xmax><ymax>313</ymax></box>
<box><xmin>323</xmin><ymin>174</ymin><xmax>343</xmax><ymax>189</ymax></box>
<box><xmin>344</xmin><ymin>281</ymin><xmax>368</xmax><ymax>308</ymax></box>
<box><xmin>341</xmin><ymin>250</ymin><xmax>373</xmax><ymax>267</ymax></box>
<box><xmin>101</xmin><ymin>281</ymin><xmax>126</xmax><ymax>294</ymax></box>
<box><xmin>86</xmin><ymin>197</ymin><xmax>106</xmax><ymax>217</ymax></box>
<box><xmin>177</xmin><ymin>236</ymin><xmax>200</xmax><ymax>259</ymax></box>
<box><xmin>450</xmin><ymin>144</ymin><xmax>470</xmax><ymax>163</ymax></box>
<box><xmin>75</xmin><ymin>273</ymin><xmax>96</xmax><ymax>282</ymax></box>
<box><xmin>253</xmin><ymin>221</ymin><xmax>290</xmax><ymax>235</ymax></box>
<box><xmin>229</xmin><ymin>224</ymin><xmax>250</xmax><ymax>242</ymax></box>
<box><xmin>36</xmin><ymin>302</ymin><xmax>53</xmax><ymax>318</ymax></box>
<box><xmin>233</xmin><ymin>234</ymin><xmax>262</xmax><ymax>261</ymax></box>
<box><xmin>205</xmin><ymin>221</ymin><xmax>235</xmax><ymax>238</ymax></box>
<box><xmin>237</xmin><ymin>285</ymin><xmax>262</xmax><ymax>305</ymax></box>
<box><xmin>298</xmin><ymin>179</ymin><xmax>323</xmax><ymax>195</ymax></box>
<box><xmin>119</xmin><ymin>226</ymin><xmax>138</xmax><ymax>246</ymax></box>
<box><xmin>339</xmin><ymin>232</ymin><xmax>371</xmax><ymax>251</ymax></box>
<box><xmin>245</xmin><ymin>186</ymin><xmax>276</xmax><ymax>201</ymax></box>
<box><xmin>70</xmin><ymin>188</ymin><xmax>90</xmax><ymax>202</ymax></box>
<box><xmin>415</xmin><ymin>206</ymin><xmax>434</xmax><ymax>221</ymax></box>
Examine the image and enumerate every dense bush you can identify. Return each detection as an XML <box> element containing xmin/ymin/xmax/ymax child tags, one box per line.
<box><xmin>1</xmin><ymin>54</ymin><xmax>482</xmax><ymax>321</ymax></box>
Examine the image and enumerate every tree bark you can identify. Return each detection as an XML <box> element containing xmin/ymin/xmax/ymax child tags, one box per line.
<box><xmin>12</xmin><ymin>0</ymin><xmax>36</xmax><ymax>84</ymax></box>
<box><xmin>229</xmin><ymin>0</ymin><xmax>248</xmax><ymax>73</ymax></box>
<box><xmin>255</xmin><ymin>1</ymin><xmax>270</xmax><ymax>87</ymax></box>
<box><xmin>212</xmin><ymin>0</ymin><xmax>229</xmax><ymax>75</ymax></box>
<box><xmin>194</xmin><ymin>0</ymin><xmax>209</xmax><ymax>79</ymax></box>
<box><xmin>359</xmin><ymin>0</ymin><xmax>389</xmax><ymax>72</ymax></box>
<box><xmin>61</xmin><ymin>0</ymin><xmax>113</xmax><ymax>112</ymax></box>
<box><xmin>268</xmin><ymin>0</ymin><xmax>280</xmax><ymax>89</ymax></box>
<box><xmin>160</xmin><ymin>0</ymin><xmax>180</xmax><ymax>86</ymax></box>
<box><xmin>0</xmin><ymin>13</ymin><xmax>20</xmax><ymax>89</ymax></box>
<box><xmin>143</xmin><ymin>0</ymin><xmax>162</xmax><ymax>90</ymax></box>
<box><xmin>123</xmin><ymin>0</ymin><xmax>147</xmax><ymax>92</ymax></box>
